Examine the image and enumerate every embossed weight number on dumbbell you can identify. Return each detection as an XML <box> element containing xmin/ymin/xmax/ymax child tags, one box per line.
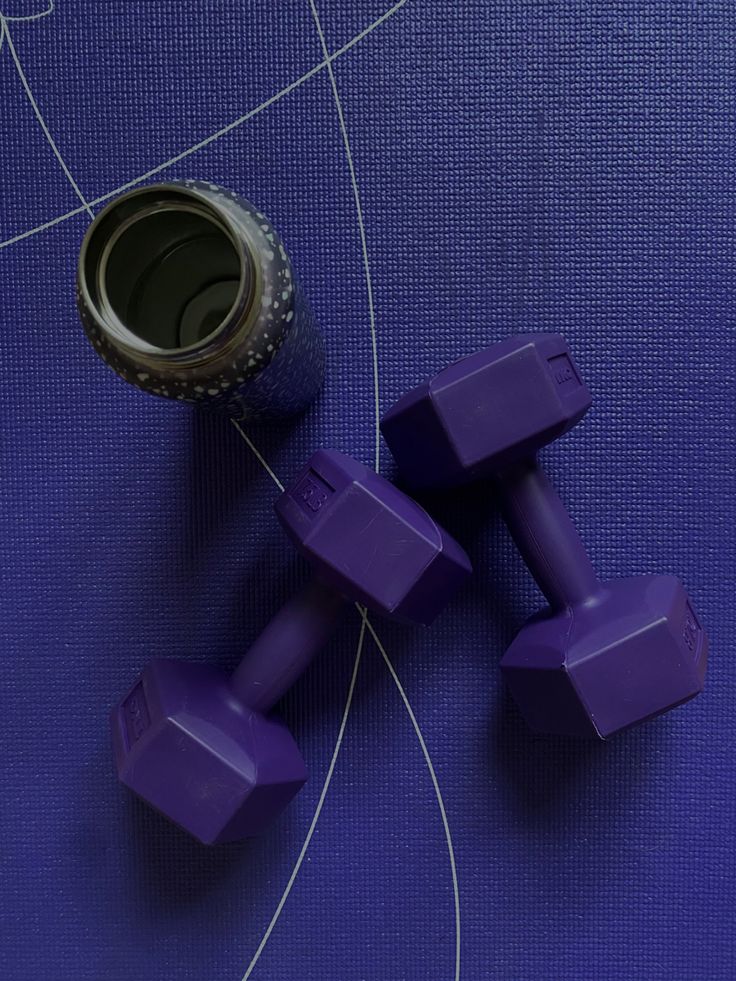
<box><xmin>295</xmin><ymin>471</ymin><xmax>334</xmax><ymax>515</ymax></box>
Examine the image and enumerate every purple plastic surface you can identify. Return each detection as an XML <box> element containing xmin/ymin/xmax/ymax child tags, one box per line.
<box><xmin>276</xmin><ymin>449</ymin><xmax>472</xmax><ymax>624</ymax></box>
<box><xmin>498</xmin><ymin>461</ymin><xmax>707</xmax><ymax>737</ymax></box>
<box><xmin>381</xmin><ymin>334</ymin><xmax>708</xmax><ymax>738</ymax></box>
<box><xmin>111</xmin><ymin>450</ymin><xmax>471</xmax><ymax>842</ymax></box>
<box><xmin>111</xmin><ymin>579</ymin><xmax>341</xmax><ymax>844</ymax></box>
<box><xmin>380</xmin><ymin>334</ymin><xmax>590</xmax><ymax>487</ymax></box>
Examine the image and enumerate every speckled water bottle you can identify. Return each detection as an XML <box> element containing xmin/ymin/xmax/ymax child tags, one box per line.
<box><xmin>77</xmin><ymin>180</ymin><xmax>324</xmax><ymax>419</ymax></box>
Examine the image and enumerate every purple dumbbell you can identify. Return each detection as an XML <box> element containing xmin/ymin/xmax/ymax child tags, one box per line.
<box><xmin>381</xmin><ymin>334</ymin><xmax>707</xmax><ymax>739</ymax></box>
<box><xmin>111</xmin><ymin>450</ymin><xmax>471</xmax><ymax>843</ymax></box>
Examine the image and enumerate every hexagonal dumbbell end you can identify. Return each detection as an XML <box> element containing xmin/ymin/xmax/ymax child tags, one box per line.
<box><xmin>381</xmin><ymin>334</ymin><xmax>708</xmax><ymax>738</ymax></box>
<box><xmin>111</xmin><ymin>659</ymin><xmax>308</xmax><ymax>844</ymax></box>
<box><xmin>501</xmin><ymin>575</ymin><xmax>708</xmax><ymax>738</ymax></box>
<box><xmin>275</xmin><ymin>449</ymin><xmax>472</xmax><ymax>624</ymax></box>
<box><xmin>380</xmin><ymin>334</ymin><xmax>592</xmax><ymax>488</ymax></box>
<box><xmin>111</xmin><ymin>450</ymin><xmax>471</xmax><ymax>842</ymax></box>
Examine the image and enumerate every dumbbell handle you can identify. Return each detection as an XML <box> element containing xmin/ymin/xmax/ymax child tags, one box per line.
<box><xmin>230</xmin><ymin>577</ymin><xmax>346</xmax><ymax>712</ymax></box>
<box><xmin>497</xmin><ymin>458</ymin><xmax>599</xmax><ymax>610</ymax></box>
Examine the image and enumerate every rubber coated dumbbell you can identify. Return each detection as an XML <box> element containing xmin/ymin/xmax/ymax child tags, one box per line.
<box><xmin>111</xmin><ymin>450</ymin><xmax>471</xmax><ymax>844</ymax></box>
<box><xmin>380</xmin><ymin>334</ymin><xmax>707</xmax><ymax>739</ymax></box>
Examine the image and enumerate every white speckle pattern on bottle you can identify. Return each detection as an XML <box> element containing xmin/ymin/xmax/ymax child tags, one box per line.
<box><xmin>77</xmin><ymin>179</ymin><xmax>324</xmax><ymax>420</ymax></box>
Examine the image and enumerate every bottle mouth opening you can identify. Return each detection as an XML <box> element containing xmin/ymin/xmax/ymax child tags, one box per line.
<box><xmin>78</xmin><ymin>185</ymin><xmax>253</xmax><ymax>360</ymax></box>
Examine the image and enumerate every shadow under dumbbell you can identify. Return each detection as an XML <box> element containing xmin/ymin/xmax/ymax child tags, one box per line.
<box><xmin>131</xmin><ymin>406</ymin><xmax>309</xmax><ymax>659</ymax></box>
<box><xmin>388</xmin><ymin>474</ymin><xmax>524</xmax><ymax>601</ymax></box>
<box><xmin>224</xmin><ymin>550</ymin><xmax>378</xmax><ymax>721</ymax></box>
<box><xmin>76</xmin><ymin>747</ymin><xmax>290</xmax><ymax>911</ymax></box>
<box><xmin>396</xmin><ymin>476</ymin><xmax>674</xmax><ymax>816</ymax></box>
<box><xmin>145</xmin><ymin>403</ymin><xmax>315</xmax><ymax>586</ymax></box>
<box><xmin>488</xmin><ymin>682</ymin><xmax>674</xmax><ymax>817</ymax></box>
<box><xmin>120</xmin><ymin>781</ymin><xmax>298</xmax><ymax>910</ymax></box>
<box><xmin>184</xmin><ymin>408</ymin><xmax>299</xmax><ymax>548</ymax></box>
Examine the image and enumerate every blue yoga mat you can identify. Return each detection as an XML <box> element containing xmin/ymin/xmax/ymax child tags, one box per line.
<box><xmin>1</xmin><ymin>2</ymin><xmax>733</xmax><ymax>979</ymax></box>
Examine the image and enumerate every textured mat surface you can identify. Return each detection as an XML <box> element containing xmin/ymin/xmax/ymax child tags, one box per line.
<box><xmin>1</xmin><ymin>2</ymin><xmax>734</xmax><ymax>979</ymax></box>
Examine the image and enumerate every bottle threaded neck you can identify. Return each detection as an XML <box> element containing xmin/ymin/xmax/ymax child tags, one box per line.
<box><xmin>78</xmin><ymin>184</ymin><xmax>257</xmax><ymax>368</ymax></box>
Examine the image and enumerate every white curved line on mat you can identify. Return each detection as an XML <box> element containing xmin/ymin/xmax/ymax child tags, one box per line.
<box><xmin>230</xmin><ymin>422</ymin><xmax>451</xmax><ymax>981</ymax></box>
<box><xmin>0</xmin><ymin>0</ymin><xmax>410</xmax><ymax>251</ymax></box>
<box><xmin>308</xmin><ymin>3</ymin><xmax>461</xmax><ymax>979</ymax></box>
<box><xmin>229</xmin><ymin>420</ymin><xmax>366</xmax><ymax>981</ymax></box>
<box><xmin>229</xmin><ymin>420</ymin><xmax>285</xmax><ymax>492</ymax></box>
<box><xmin>2</xmin><ymin>1</ymin><xmax>53</xmax><ymax>23</ymax></box>
<box><xmin>0</xmin><ymin>18</ymin><xmax>5</xmax><ymax>55</ymax></box>
<box><xmin>240</xmin><ymin>619</ymin><xmax>366</xmax><ymax>981</ymax></box>
<box><xmin>308</xmin><ymin>0</ymin><xmax>384</xmax><ymax>470</ymax></box>
<box><xmin>1</xmin><ymin>14</ymin><xmax>93</xmax><ymax>218</ymax></box>
<box><xmin>362</xmin><ymin>613</ymin><xmax>461</xmax><ymax>981</ymax></box>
